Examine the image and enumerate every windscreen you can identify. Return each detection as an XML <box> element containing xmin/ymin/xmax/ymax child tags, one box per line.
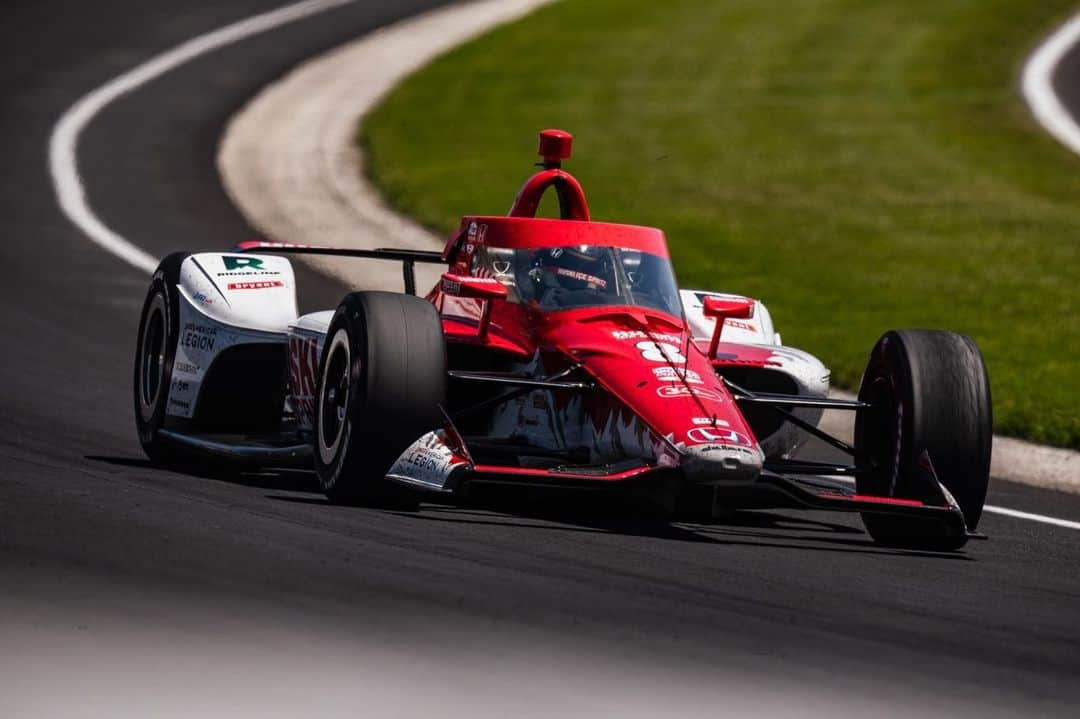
<box><xmin>472</xmin><ymin>245</ymin><xmax>682</xmax><ymax>317</ymax></box>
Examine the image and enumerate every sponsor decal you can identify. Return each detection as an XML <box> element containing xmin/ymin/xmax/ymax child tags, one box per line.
<box><xmin>181</xmin><ymin>323</ymin><xmax>217</xmax><ymax>352</ymax></box>
<box><xmin>174</xmin><ymin>361</ymin><xmax>199</xmax><ymax>375</ymax></box>
<box><xmin>216</xmin><ymin>256</ymin><xmax>282</xmax><ymax>277</ymax></box>
<box><xmin>442</xmin><ymin>275</ymin><xmax>503</xmax><ymax>296</ymax></box>
<box><xmin>468</xmin><ymin>221</ymin><xmax>478</xmax><ymax>238</ymax></box>
<box><xmin>184</xmin><ymin>322</ymin><xmax>216</xmax><ymax>332</ymax></box>
<box><xmin>288</xmin><ymin>336</ymin><xmax>320</xmax><ymax>430</ymax></box>
<box><xmin>192</xmin><ymin>291</ymin><xmax>213</xmax><ymax>306</ymax></box>
<box><xmin>222</xmin><ymin>256</ymin><xmax>265</xmax><ymax>271</ymax></box>
<box><xmin>611</xmin><ymin>330</ymin><xmax>682</xmax><ymax>344</ymax></box>
<box><xmin>552</xmin><ymin>266</ymin><xmax>607</xmax><ymax>288</ymax></box>
<box><xmin>441</xmin><ymin>277</ymin><xmax>461</xmax><ymax>295</ymax></box>
<box><xmin>691</xmin><ymin>417</ymin><xmax>729</xmax><ymax>426</ymax></box>
<box><xmin>656</xmin><ymin>385</ymin><xmax>724</xmax><ymax>402</ymax></box>
<box><xmin>170</xmin><ymin>379</ymin><xmax>190</xmax><ymax>393</ymax></box>
<box><xmin>637</xmin><ymin>341</ymin><xmax>687</xmax><ymax>364</ymax></box>
<box><xmin>725</xmin><ymin>319</ymin><xmax>756</xmax><ymax>332</ymax></box>
<box><xmin>168</xmin><ymin>398</ymin><xmax>191</xmax><ymax>410</ymax></box>
<box><xmin>652</xmin><ymin>366</ymin><xmax>702</xmax><ymax>384</ymax></box>
<box><xmin>686</xmin><ymin>427</ymin><xmax>752</xmax><ymax>446</ymax></box>
<box><xmin>227</xmin><ymin>280</ymin><xmax>285</xmax><ymax>290</ymax></box>
<box><xmin>389</xmin><ymin>432</ymin><xmax>464</xmax><ymax>489</ymax></box>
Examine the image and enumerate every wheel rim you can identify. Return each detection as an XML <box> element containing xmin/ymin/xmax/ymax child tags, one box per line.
<box><xmin>860</xmin><ymin>374</ymin><xmax>902</xmax><ymax>497</ymax></box>
<box><xmin>317</xmin><ymin>328</ymin><xmax>352</xmax><ymax>465</ymax></box>
<box><xmin>139</xmin><ymin>294</ymin><xmax>167</xmax><ymax>420</ymax></box>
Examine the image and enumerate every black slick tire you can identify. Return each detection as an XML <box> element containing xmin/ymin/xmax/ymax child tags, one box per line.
<box><xmin>133</xmin><ymin>252</ymin><xmax>189</xmax><ymax>466</ymax></box>
<box><xmin>313</xmin><ymin>291</ymin><xmax>447</xmax><ymax>505</ymax></box>
<box><xmin>854</xmin><ymin>329</ymin><xmax>992</xmax><ymax>550</ymax></box>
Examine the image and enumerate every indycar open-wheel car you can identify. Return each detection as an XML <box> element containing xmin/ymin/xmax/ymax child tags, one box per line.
<box><xmin>133</xmin><ymin>129</ymin><xmax>992</xmax><ymax>550</ymax></box>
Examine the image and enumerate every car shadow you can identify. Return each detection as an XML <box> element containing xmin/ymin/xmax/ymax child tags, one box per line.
<box><xmin>88</xmin><ymin>454</ymin><xmax>971</xmax><ymax>560</ymax></box>
<box><xmin>376</xmin><ymin>501</ymin><xmax>973</xmax><ymax>561</ymax></box>
<box><xmin>85</xmin><ymin>454</ymin><xmax>318</xmax><ymax>493</ymax></box>
<box><xmin>265</xmin><ymin>494</ymin><xmax>332</xmax><ymax>506</ymax></box>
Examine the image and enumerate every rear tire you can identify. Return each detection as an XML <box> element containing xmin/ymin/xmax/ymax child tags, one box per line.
<box><xmin>855</xmin><ymin>330</ymin><xmax>992</xmax><ymax>550</ymax></box>
<box><xmin>313</xmin><ymin>291</ymin><xmax>447</xmax><ymax>505</ymax></box>
<box><xmin>133</xmin><ymin>252</ymin><xmax>190</xmax><ymax>466</ymax></box>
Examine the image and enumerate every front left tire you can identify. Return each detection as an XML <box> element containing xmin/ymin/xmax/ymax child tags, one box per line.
<box><xmin>854</xmin><ymin>329</ymin><xmax>992</xmax><ymax>550</ymax></box>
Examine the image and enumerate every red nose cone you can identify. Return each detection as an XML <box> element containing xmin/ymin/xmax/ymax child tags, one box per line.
<box><xmin>538</xmin><ymin>129</ymin><xmax>573</xmax><ymax>165</ymax></box>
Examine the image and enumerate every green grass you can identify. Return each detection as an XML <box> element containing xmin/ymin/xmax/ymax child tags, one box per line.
<box><xmin>363</xmin><ymin>0</ymin><xmax>1080</xmax><ymax>448</ymax></box>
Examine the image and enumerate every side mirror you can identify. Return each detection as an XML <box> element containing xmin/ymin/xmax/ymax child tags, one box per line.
<box><xmin>441</xmin><ymin>273</ymin><xmax>507</xmax><ymax>338</ymax></box>
<box><xmin>441</xmin><ymin>273</ymin><xmax>509</xmax><ymax>300</ymax></box>
<box><xmin>703</xmin><ymin>295</ymin><xmax>755</xmax><ymax>320</ymax></box>
<box><xmin>702</xmin><ymin>296</ymin><xmax>756</xmax><ymax>359</ymax></box>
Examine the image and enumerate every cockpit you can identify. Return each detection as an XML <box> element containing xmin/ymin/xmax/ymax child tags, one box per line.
<box><xmin>470</xmin><ymin>244</ymin><xmax>683</xmax><ymax>317</ymax></box>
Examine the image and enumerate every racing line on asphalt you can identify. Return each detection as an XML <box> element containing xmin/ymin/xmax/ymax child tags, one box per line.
<box><xmin>982</xmin><ymin>505</ymin><xmax>1080</xmax><ymax>530</ymax></box>
<box><xmin>46</xmin><ymin>0</ymin><xmax>1080</xmax><ymax>532</ymax></box>
<box><xmin>49</xmin><ymin>0</ymin><xmax>359</xmax><ymax>274</ymax></box>
<box><xmin>1022</xmin><ymin>10</ymin><xmax>1080</xmax><ymax>157</ymax></box>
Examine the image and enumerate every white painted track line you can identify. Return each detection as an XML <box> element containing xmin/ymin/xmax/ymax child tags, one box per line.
<box><xmin>828</xmin><ymin>476</ymin><xmax>1080</xmax><ymax>532</ymax></box>
<box><xmin>1022</xmin><ymin>11</ymin><xmax>1080</xmax><ymax>156</ymax></box>
<box><xmin>47</xmin><ymin>0</ymin><xmax>358</xmax><ymax>274</ymax></box>
<box><xmin>984</xmin><ymin>505</ymin><xmax>1080</xmax><ymax>531</ymax></box>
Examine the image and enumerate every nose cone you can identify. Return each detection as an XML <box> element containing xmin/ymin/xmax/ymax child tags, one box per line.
<box><xmin>539</xmin><ymin>310</ymin><xmax>764</xmax><ymax>481</ymax></box>
<box><xmin>681</xmin><ymin>443</ymin><xmax>764</xmax><ymax>485</ymax></box>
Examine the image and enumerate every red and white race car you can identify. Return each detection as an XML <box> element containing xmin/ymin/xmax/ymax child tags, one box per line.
<box><xmin>134</xmin><ymin>130</ymin><xmax>992</xmax><ymax>550</ymax></box>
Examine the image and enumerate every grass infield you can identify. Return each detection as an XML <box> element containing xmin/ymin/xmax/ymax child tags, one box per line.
<box><xmin>363</xmin><ymin>0</ymin><xmax>1079</xmax><ymax>448</ymax></box>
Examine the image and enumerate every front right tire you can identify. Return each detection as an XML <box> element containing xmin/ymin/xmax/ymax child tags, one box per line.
<box><xmin>314</xmin><ymin>291</ymin><xmax>447</xmax><ymax>504</ymax></box>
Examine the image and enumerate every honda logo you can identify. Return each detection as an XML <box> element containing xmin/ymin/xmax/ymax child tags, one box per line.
<box><xmin>686</xmin><ymin>427</ymin><xmax>751</xmax><ymax>446</ymax></box>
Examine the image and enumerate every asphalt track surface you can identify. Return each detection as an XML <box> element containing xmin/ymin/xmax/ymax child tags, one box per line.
<box><xmin>1054</xmin><ymin>18</ymin><xmax>1080</xmax><ymax>135</ymax></box>
<box><xmin>3</xmin><ymin>1</ymin><xmax>1080</xmax><ymax>715</ymax></box>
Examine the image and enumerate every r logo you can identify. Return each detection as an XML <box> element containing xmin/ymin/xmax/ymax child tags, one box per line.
<box><xmin>222</xmin><ymin>256</ymin><xmax>265</xmax><ymax>271</ymax></box>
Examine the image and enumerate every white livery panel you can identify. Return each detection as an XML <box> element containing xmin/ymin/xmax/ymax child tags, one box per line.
<box><xmin>680</xmin><ymin>289</ymin><xmax>778</xmax><ymax>346</ymax></box>
<box><xmin>681</xmin><ymin>288</ymin><xmax>831</xmax><ymax>458</ymax></box>
<box><xmin>386</xmin><ymin>431</ymin><xmax>469</xmax><ymax>492</ymax></box>
<box><xmin>165</xmin><ymin>253</ymin><xmax>299</xmax><ymax>419</ymax></box>
<box><xmin>178</xmin><ymin>252</ymin><xmax>298</xmax><ymax>332</ymax></box>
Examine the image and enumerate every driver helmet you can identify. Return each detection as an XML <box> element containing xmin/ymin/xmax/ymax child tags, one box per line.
<box><xmin>538</xmin><ymin>246</ymin><xmax>611</xmax><ymax>292</ymax></box>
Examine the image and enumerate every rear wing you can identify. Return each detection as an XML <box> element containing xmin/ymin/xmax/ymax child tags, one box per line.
<box><xmin>235</xmin><ymin>240</ymin><xmax>446</xmax><ymax>295</ymax></box>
